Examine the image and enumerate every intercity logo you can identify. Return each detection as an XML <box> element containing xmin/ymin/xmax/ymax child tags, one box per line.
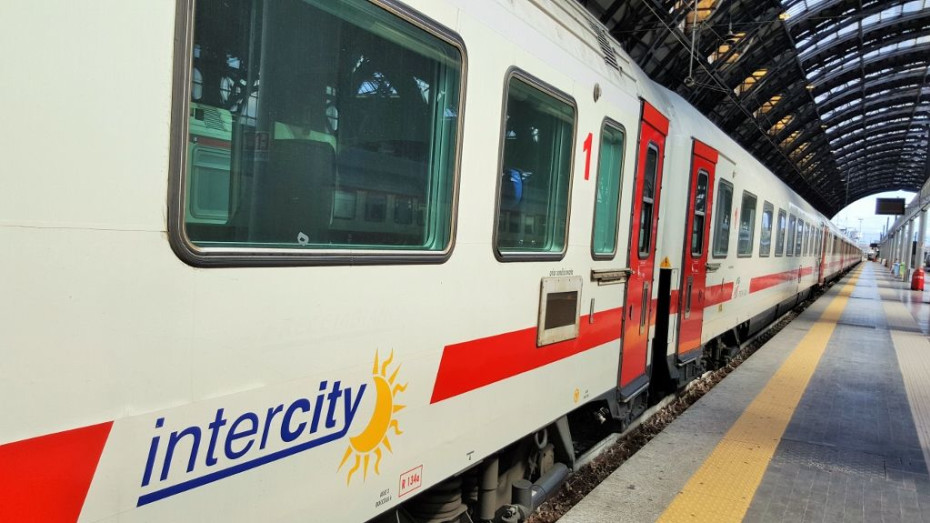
<box><xmin>337</xmin><ymin>350</ymin><xmax>406</xmax><ymax>484</ymax></box>
<box><xmin>137</xmin><ymin>351</ymin><xmax>406</xmax><ymax>506</ymax></box>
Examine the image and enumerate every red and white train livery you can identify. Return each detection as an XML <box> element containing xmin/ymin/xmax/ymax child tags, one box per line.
<box><xmin>0</xmin><ymin>0</ymin><xmax>859</xmax><ymax>522</ymax></box>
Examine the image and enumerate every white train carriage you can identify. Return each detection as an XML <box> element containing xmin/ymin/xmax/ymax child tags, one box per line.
<box><xmin>648</xmin><ymin>94</ymin><xmax>858</xmax><ymax>394</ymax></box>
<box><xmin>0</xmin><ymin>0</ymin><xmax>858</xmax><ymax>522</ymax></box>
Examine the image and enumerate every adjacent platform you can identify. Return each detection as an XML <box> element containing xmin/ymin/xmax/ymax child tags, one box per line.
<box><xmin>562</xmin><ymin>262</ymin><xmax>930</xmax><ymax>522</ymax></box>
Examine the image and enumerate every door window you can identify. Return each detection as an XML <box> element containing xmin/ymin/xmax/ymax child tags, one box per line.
<box><xmin>638</xmin><ymin>144</ymin><xmax>659</xmax><ymax>257</ymax></box>
<box><xmin>691</xmin><ymin>170</ymin><xmax>709</xmax><ymax>256</ymax></box>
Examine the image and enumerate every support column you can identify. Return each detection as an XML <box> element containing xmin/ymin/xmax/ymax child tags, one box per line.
<box><xmin>887</xmin><ymin>233</ymin><xmax>893</xmax><ymax>267</ymax></box>
<box><xmin>890</xmin><ymin>232</ymin><xmax>897</xmax><ymax>269</ymax></box>
<box><xmin>918</xmin><ymin>209</ymin><xmax>928</xmax><ymax>270</ymax></box>
<box><xmin>904</xmin><ymin>218</ymin><xmax>914</xmax><ymax>281</ymax></box>
<box><xmin>905</xmin><ymin>220</ymin><xmax>915</xmax><ymax>280</ymax></box>
<box><xmin>899</xmin><ymin>229</ymin><xmax>907</xmax><ymax>276</ymax></box>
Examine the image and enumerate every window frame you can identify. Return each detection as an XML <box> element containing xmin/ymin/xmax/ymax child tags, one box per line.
<box><xmin>711</xmin><ymin>179</ymin><xmax>734</xmax><ymax>259</ymax></box>
<box><xmin>493</xmin><ymin>67</ymin><xmax>577</xmax><ymax>262</ymax></box>
<box><xmin>690</xmin><ymin>168</ymin><xmax>710</xmax><ymax>257</ymax></box>
<box><xmin>804</xmin><ymin>221</ymin><xmax>812</xmax><ymax>256</ymax></box>
<box><xmin>786</xmin><ymin>214</ymin><xmax>797</xmax><ymax>258</ymax></box>
<box><xmin>167</xmin><ymin>0</ymin><xmax>468</xmax><ymax>267</ymax></box>
<box><xmin>775</xmin><ymin>208</ymin><xmax>787</xmax><ymax>257</ymax></box>
<box><xmin>637</xmin><ymin>142</ymin><xmax>661</xmax><ymax>259</ymax></box>
<box><xmin>795</xmin><ymin>218</ymin><xmax>804</xmax><ymax>257</ymax></box>
<box><xmin>759</xmin><ymin>201</ymin><xmax>774</xmax><ymax>257</ymax></box>
<box><xmin>591</xmin><ymin>118</ymin><xmax>626</xmax><ymax>260</ymax></box>
<box><xmin>736</xmin><ymin>190</ymin><xmax>758</xmax><ymax>258</ymax></box>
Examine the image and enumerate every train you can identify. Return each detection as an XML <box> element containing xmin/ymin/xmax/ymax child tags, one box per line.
<box><xmin>0</xmin><ymin>0</ymin><xmax>860</xmax><ymax>522</ymax></box>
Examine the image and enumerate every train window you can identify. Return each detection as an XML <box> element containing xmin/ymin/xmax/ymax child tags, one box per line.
<box><xmin>592</xmin><ymin>121</ymin><xmax>625</xmax><ymax>258</ymax></box>
<box><xmin>638</xmin><ymin>144</ymin><xmax>660</xmax><ymax>258</ymax></box>
<box><xmin>786</xmin><ymin>214</ymin><xmax>796</xmax><ymax>257</ymax></box>
<box><xmin>495</xmin><ymin>72</ymin><xmax>575</xmax><ymax>259</ymax></box>
<box><xmin>775</xmin><ymin>209</ymin><xmax>787</xmax><ymax>256</ymax></box>
<box><xmin>794</xmin><ymin>219</ymin><xmax>804</xmax><ymax>256</ymax></box>
<box><xmin>712</xmin><ymin>179</ymin><xmax>733</xmax><ymax>258</ymax></box>
<box><xmin>691</xmin><ymin>170</ymin><xmax>709</xmax><ymax>256</ymax></box>
<box><xmin>737</xmin><ymin>191</ymin><xmax>757</xmax><ymax>257</ymax></box>
<box><xmin>759</xmin><ymin>202</ymin><xmax>774</xmax><ymax>257</ymax></box>
<box><xmin>177</xmin><ymin>0</ymin><xmax>463</xmax><ymax>262</ymax></box>
<box><xmin>800</xmin><ymin>221</ymin><xmax>807</xmax><ymax>255</ymax></box>
<box><xmin>803</xmin><ymin>223</ymin><xmax>811</xmax><ymax>256</ymax></box>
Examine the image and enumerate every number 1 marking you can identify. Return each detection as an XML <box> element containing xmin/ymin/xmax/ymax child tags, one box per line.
<box><xmin>583</xmin><ymin>132</ymin><xmax>593</xmax><ymax>180</ymax></box>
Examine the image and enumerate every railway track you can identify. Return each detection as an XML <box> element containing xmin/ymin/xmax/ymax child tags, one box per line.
<box><xmin>527</xmin><ymin>293</ymin><xmax>818</xmax><ymax>523</ymax></box>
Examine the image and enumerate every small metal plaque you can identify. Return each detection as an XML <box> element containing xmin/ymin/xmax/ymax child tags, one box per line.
<box><xmin>537</xmin><ymin>276</ymin><xmax>583</xmax><ymax>346</ymax></box>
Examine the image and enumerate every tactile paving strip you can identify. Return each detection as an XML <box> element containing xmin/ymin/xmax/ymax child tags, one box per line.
<box><xmin>658</xmin><ymin>270</ymin><xmax>861</xmax><ymax>522</ymax></box>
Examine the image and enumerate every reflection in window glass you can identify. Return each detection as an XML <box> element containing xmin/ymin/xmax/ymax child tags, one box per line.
<box><xmin>712</xmin><ymin>180</ymin><xmax>733</xmax><ymax>257</ymax></box>
<box><xmin>184</xmin><ymin>0</ymin><xmax>462</xmax><ymax>252</ymax></box>
<box><xmin>497</xmin><ymin>76</ymin><xmax>574</xmax><ymax>254</ymax></box>
<box><xmin>787</xmin><ymin>214</ymin><xmax>797</xmax><ymax>257</ymax></box>
<box><xmin>691</xmin><ymin>170</ymin><xmax>709</xmax><ymax>257</ymax></box>
<box><xmin>639</xmin><ymin>145</ymin><xmax>659</xmax><ymax>257</ymax></box>
<box><xmin>189</xmin><ymin>147</ymin><xmax>232</xmax><ymax>221</ymax></box>
<box><xmin>737</xmin><ymin>191</ymin><xmax>757</xmax><ymax>256</ymax></box>
<box><xmin>592</xmin><ymin>124</ymin><xmax>624</xmax><ymax>256</ymax></box>
<box><xmin>760</xmin><ymin>202</ymin><xmax>774</xmax><ymax>257</ymax></box>
<box><xmin>775</xmin><ymin>209</ymin><xmax>787</xmax><ymax>256</ymax></box>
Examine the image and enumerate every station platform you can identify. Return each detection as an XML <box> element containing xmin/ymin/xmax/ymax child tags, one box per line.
<box><xmin>561</xmin><ymin>261</ymin><xmax>930</xmax><ymax>522</ymax></box>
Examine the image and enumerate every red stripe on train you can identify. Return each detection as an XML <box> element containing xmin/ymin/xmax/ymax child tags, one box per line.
<box><xmin>749</xmin><ymin>266</ymin><xmax>816</xmax><ymax>292</ymax></box>
<box><xmin>704</xmin><ymin>281</ymin><xmax>734</xmax><ymax>307</ymax></box>
<box><xmin>0</xmin><ymin>421</ymin><xmax>112</xmax><ymax>522</ymax></box>
<box><xmin>430</xmin><ymin>308</ymin><xmax>623</xmax><ymax>404</ymax></box>
<box><xmin>749</xmin><ymin>269</ymin><xmax>798</xmax><ymax>292</ymax></box>
<box><xmin>432</xmin><ymin>264</ymin><xmax>827</xmax><ymax>403</ymax></box>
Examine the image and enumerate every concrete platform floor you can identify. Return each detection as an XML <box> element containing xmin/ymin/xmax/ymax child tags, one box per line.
<box><xmin>561</xmin><ymin>262</ymin><xmax>930</xmax><ymax>522</ymax></box>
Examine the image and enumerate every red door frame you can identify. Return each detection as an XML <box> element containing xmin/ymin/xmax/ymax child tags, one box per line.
<box><xmin>620</xmin><ymin>101</ymin><xmax>669</xmax><ymax>398</ymax></box>
<box><xmin>677</xmin><ymin>140</ymin><xmax>718</xmax><ymax>362</ymax></box>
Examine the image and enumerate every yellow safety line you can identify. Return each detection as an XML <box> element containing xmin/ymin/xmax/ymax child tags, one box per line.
<box><xmin>658</xmin><ymin>267</ymin><xmax>862</xmax><ymax>522</ymax></box>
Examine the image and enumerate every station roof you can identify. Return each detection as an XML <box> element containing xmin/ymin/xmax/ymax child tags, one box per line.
<box><xmin>578</xmin><ymin>0</ymin><xmax>930</xmax><ymax>216</ymax></box>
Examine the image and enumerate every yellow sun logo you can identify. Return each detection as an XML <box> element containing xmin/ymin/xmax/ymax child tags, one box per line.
<box><xmin>338</xmin><ymin>350</ymin><xmax>406</xmax><ymax>485</ymax></box>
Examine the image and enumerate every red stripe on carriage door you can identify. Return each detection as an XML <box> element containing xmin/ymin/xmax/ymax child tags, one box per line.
<box><xmin>430</xmin><ymin>308</ymin><xmax>624</xmax><ymax>404</ymax></box>
<box><xmin>0</xmin><ymin>421</ymin><xmax>112</xmax><ymax>522</ymax></box>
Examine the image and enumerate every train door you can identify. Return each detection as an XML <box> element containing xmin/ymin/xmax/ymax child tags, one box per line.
<box><xmin>677</xmin><ymin>140</ymin><xmax>717</xmax><ymax>362</ymax></box>
<box><xmin>619</xmin><ymin>101</ymin><xmax>669</xmax><ymax>399</ymax></box>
